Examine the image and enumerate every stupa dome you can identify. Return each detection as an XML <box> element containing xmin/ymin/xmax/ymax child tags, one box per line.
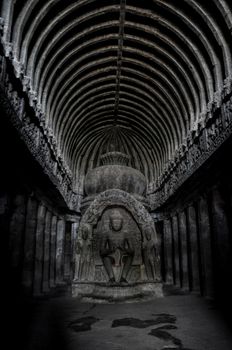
<box><xmin>83</xmin><ymin>126</ymin><xmax>147</xmax><ymax>209</ymax></box>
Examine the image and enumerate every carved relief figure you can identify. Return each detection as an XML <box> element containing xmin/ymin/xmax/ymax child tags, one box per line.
<box><xmin>74</xmin><ymin>223</ymin><xmax>93</xmax><ymax>281</ymax></box>
<box><xmin>74</xmin><ymin>190</ymin><xmax>161</xmax><ymax>288</ymax></box>
<box><xmin>142</xmin><ymin>225</ymin><xmax>160</xmax><ymax>281</ymax></box>
<box><xmin>99</xmin><ymin>209</ymin><xmax>135</xmax><ymax>284</ymax></box>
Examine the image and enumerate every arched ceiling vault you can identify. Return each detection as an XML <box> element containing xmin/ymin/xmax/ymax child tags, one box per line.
<box><xmin>1</xmin><ymin>0</ymin><xmax>232</xmax><ymax>192</ymax></box>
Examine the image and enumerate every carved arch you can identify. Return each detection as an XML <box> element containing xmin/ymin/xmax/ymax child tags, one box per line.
<box><xmin>80</xmin><ymin>189</ymin><xmax>157</xmax><ymax>241</ymax></box>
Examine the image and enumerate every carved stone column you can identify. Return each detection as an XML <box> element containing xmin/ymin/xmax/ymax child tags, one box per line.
<box><xmin>50</xmin><ymin>215</ymin><xmax>57</xmax><ymax>288</ymax></box>
<box><xmin>211</xmin><ymin>187</ymin><xmax>231</xmax><ymax>296</ymax></box>
<box><xmin>71</xmin><ymin>220</ymin><xmax>80</xmax><ymax>279</ymax></box>
<box><xmin>42</xmin><ymin>210</ymin><xmax>52</xmax><ymax>293</ymax></box>
<box><xmin>163</xmin><ymin>218</ymin><xmax>173</xmax><ymax>284</ymax></box>
<box><xmin>22</xmin><ymin>196</ymin><xmax>38</xmax><ymax>294</ymax></box>
<box><xmin>198</xmin><ymin>196</ymin><xmax>214</xmax><ymax>298</ymax></box>
<box><xmin>187</xmin><ymin>205</ymin><xmax>200</xmax><ymax>292</ymax></box>
<box><xmin>56</xmin><ymin>218</ymin><xmax>65</xmax><ymax>285</ymax></box>
<box><xmin>172</xmin><ymin>215</ymin><xmax>180</xmax><ymax>286</ymax></box>
<box><xmin>64</xmin><ymin>221</ymin><xmax>72</xmax><ymax>281</ymax></box>
<box><xmin>9</xmin><ymin>194</ymin><xmax>26</xmax><ymax>272</ymax></box>
<box><xmin>0</xmin><ymin>193</ymin><xmax>9</xmax><ymax>220</ymax></box>
<box><xmin>33</xmin><ymin>203</ymin><xmax>46</xmax><ymax>296</ymax></box>
<box><xmin>178</xmin><ymin>210</ymin><xmax>189</xmax><ymax>289</ymax></box>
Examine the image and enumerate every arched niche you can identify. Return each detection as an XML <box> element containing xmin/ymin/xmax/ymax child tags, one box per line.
<box><xmin>74</xmin><ymin>189</ymin><xmax>160</xmax><ymax>284</ymax></box>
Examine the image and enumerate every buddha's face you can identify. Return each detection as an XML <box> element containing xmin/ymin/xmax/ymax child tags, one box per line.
<box><xmin>110</xmin><ymin>210</ymin><xmax>123</xmax><ymax>232</ymax></box>
<box><xmin>146</xmin><ymin>232</ymin><xmax>151</xmax><ymax>241</ymax></box>
<box><xmin>81</xmin><ymin>225</ymin><xmax>89</xmax><ymax>240</ymax></box>
<box><xmin>82</xmin><ymin>229</ymin><xmax>88</xmax><ymax>240</ymax></box>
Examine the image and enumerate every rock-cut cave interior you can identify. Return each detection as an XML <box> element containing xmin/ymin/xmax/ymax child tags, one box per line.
<box><xmin>1</xmin><ymin>1</ymin><xmax>232</xmax><ymax>349</ymax></box>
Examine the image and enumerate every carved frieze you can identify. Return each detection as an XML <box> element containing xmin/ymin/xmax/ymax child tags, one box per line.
<box><xmin>0</xmin><ymin>55</ymin><xmax>77</xmax><ymax>210</ymax></box>
<box><xmin>149</xmin><ymin>94</ymin><xmax>232</xmax><ymax>209</ymax></box>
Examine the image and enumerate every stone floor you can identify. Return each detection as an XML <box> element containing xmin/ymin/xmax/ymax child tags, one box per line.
<box><xmin>6</xmin><ymin>290</ymin><xmax>232</xmax><ymax>350</ymax></box>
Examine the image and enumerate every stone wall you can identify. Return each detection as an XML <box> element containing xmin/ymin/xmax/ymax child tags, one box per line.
<box><xmin>157</xmin><ymin>148</ymin><xmax>232</xmax><ymax>305</ymax></box>
<box><xmin>0</xmin><ymin>189</ymin><xmax>70</xmax><ymax>296</ymax></box>
<box><xmin>0</xmin><ymin>115</ymin><xmax>79</xmax><ymax>297</ymax></box>
<box><xmin>0</xmin><ymin>52</ymin><xmax>82</xmax><ymax>212</ymax></box>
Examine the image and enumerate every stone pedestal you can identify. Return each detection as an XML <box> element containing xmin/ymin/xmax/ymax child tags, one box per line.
<box><xmin>72</xmin><ymin>281</ymin><xmax>163</xmax><ymax>302</ymax></box>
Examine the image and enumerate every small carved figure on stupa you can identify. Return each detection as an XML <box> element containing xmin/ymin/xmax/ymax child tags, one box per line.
<box><xmin>142</xmin><ymin>226</ymin><xmax>160</xmax><ymax>281</ymax></box>
<box><xmin>74</xmin><ymin>223</ymin><xmax>93</xmax><ymax>281</ymax></box>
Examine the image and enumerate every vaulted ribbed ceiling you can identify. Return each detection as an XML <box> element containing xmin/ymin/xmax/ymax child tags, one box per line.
<box><xmin>2</xmin><ymin>0</ymin><xmax>232</xmax><ymax>191</ymax></box>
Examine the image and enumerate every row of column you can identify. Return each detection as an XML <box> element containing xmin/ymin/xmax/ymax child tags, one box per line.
<box><xmin>8</xmin><ymin>194</ymin><xmax>67</xmax><ymax>296</ymax></box>
<box><xmin>162</xmin><ymin>186</ymin><xmax>231</xmax><ymax>298</ymax></box>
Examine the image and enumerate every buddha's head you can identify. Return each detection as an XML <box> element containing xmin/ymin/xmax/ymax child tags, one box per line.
<box><xmin>109</xmin><ymin>209</ymin><xmax>123</xmax><ymax>232</ymax></box>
